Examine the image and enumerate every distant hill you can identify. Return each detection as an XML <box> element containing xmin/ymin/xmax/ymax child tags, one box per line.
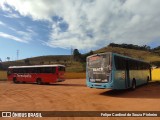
<box><xmin>93</xmin><ymin>46</ymin><xmax>160</xmax><ymax>62</ymax></box>
<box><xmin>1</xmin><ymin>55</ymin><xmax>85</xmax><ymax>72</ymax></box>
<box><xmin>1</xmin><ymin>44</ymin><xmax>160</xmax><ymax>71</ymax></box>
<box><xmin>152</xmin><ymin>46</ymin><xmax>160</xmax><ymax>55</ymax></box>
<box><xmin>91</xmin><ymin>45</ymin><xmax>160</xmax><ymax>66</ymax></box>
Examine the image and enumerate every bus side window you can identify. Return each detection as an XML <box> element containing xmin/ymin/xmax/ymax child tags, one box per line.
<box><xmin>22</xmin><ymin>68</ymin><xmax>26</xmax><ymax>73</ymax></box>
<box><xmin>34</xmin><ymin>68</ymin><xmax>39</xmax><ymax>73</ymax></box>
<box><xmin>17</xmin><ymin>68</ymin><xmax>20</xmax><ymax>73</ymax></box>
<box><xmin>138</xmin><ymin>62</ymin><xmax>146</xmax><ymax>70</ymax></box>
<box><xmin>52</xmin><ymin>67</ymin><xmax>56</xmax><ymax>73</ymax></box>
<box><xmin>32</xmin><ymin>68</ymin><xmax>36</xmax><ymax>73</ymax></box>
<box><xmin>13</xmin><ymin>69</ymin><xmax>16</xmax><ymax>73</ymax></box>
<box><xmin>40</xmin><ymin>67</ymin><xmax>52</xmax><ymax>73</ymax></box>
<box><xmin>114</xmin><ymin>56</ymin><xmax>126</xmax><ymax>70</ymax></box>
<box><xmin>58</xmin><ymin>66</ymin><xmax>65</xmax><ymax>71</ymax></box>
<box><xmin>39</xmin><ymin>68</ymin><xmax>43</xmax><ymax>73</ymax></box>
<box><xmin>45</xmin><ymin>67</ymin><xmax>52</xmax><ymax>73</ymax></box>
<box><xmin>140</xmin><ymin>62</ymin><xmax>143</xmax><ymax>70</ymax></box>
<box><xmin>24</xmin><ymin>68</ymin><xmax>28</xmax><ymax>73</ymax></box>
<box><xmin>129</xmin><ymin>60</ymin><xmax>137</xmax><ymax>70</ymax></box>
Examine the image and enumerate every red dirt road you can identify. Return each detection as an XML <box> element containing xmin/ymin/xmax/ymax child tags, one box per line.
<box><xmin>0</xmin><ymin>79</ymin><xmax>160</xmax><ymax>120</ymax></box>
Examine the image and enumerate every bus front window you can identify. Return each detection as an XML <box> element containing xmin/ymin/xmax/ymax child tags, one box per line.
<box><xmin>87</xmin><ymin>53</ymin><xmax>111</xmax><ymax>83</ymax></box>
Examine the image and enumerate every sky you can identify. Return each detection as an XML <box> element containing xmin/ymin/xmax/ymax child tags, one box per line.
<box><xmin>0</xmin><ymin>0</ymin><xmax>160</xmax><ymax>61</ymax></box>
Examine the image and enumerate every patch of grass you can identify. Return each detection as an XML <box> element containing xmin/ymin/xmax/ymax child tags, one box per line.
<box><xmin>65</xmin><ymin>72</ymin><xmax>86</xmax><ymax>79</ymax></box>
<box><xmin>95</xmin><ymin>46</ymin><xmax>160</xmax><ymax>63</ymax></box>
<box><xmin>0</xmin><ymin>71</ymin><xmax>7</xmax><ymax>80</ymax></box>
<box><xmin>66</xmin><ymin>62</ymin><xmax>85</xmax><ymax>72</ymax></box>
<box><xmin>2</xmin><ymin>46</ymin><xmax>160</xmax><ymax>72</ymax></box>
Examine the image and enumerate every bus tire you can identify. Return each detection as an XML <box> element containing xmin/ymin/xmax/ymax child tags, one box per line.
<box><xmin>131</xmin><ymin>80</ymin><xmax>136</xmax><ymax>90</ymax></box>
<box><xmin>45</xmin><ymin>82</ymin><xmax>50</xmax><ymax>85</ymax></box>
<box><xmin>13</xmin><ymin>78</ymin><xmax>18</xmax><ymax>84</ymax></box>
<box><xmin>37</xmin><ymin>78</ymin><xmax>42</xmax><ymax>85</ymax></box>
<box><xmin>146</xmin><ymin>76</ymin><xmax>150</xmax><ymax>84</ymax></box>
<box><xmin>22</xmin><ymin>81</ymin><xmax>26</xmax><ymax>84</ymax></box>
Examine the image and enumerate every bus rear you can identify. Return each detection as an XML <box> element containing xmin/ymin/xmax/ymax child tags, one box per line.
<box><xmin>57</xmin><ymin>66</ymin><xmax>65</xmax><ymax>82</ymax></box>
<box><xmin>86</xmin><ymin>53</ymin><xmax>113</xmax><ymax>89</ymax></box>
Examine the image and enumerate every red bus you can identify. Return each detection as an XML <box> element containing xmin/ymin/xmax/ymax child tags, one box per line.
<box><xmin>7</xmin><ymin>65</ymin><xmax>65</xmax><ymax>84</ymax></box>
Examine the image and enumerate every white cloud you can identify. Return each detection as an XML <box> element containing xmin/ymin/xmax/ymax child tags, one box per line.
<box><xmin>1</xmin><ymin>0</ymin><xmax>160</xmax><ymax>49</ymax></box>
<box><xmin>0</xmin><ymin>21</ymin><xmax>6</xmax><ymax>26</ymax></box>
<box><xmin>0</xmin><ymin>22</ymin><xmax>35</xmax><ymax>43</ymax></box>
<box><xmin>0</xmin><ymin>1</ymin><xmax>11</xmax><ymax>12</ymax></box>
<box><xmin>0</xmin><ymin>32</ymin><xmax>28</xmax><ymax>43</ymax></box>
<box><xmin>3</xmin><ymin>13</ymin><xmax>21</xmax><ymax>18</ymax></box>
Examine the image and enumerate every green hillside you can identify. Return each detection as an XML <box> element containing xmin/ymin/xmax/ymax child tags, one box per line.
<box><xmin>94</xmin><ymin>46</ymin><xmax>160</xmax><ymax>63</ymax></box>
<box><xmin>1</xmin><ymin>44</ymin><xmax>160</xmax><ymax>72</ymax></box>
<box><xmin>0</xmin><ymin>55</ymin><xmax>85</xmax><ymax>72</ymax></box>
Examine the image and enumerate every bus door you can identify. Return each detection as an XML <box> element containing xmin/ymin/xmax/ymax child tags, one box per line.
<box><xmin>125</xmin><ymin>60</ymin><xmax>130</xmax><ymax>88</ymax></box>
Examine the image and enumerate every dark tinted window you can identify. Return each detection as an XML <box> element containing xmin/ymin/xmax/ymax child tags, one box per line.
<box><xmin>128</xmin><ymin>60</ymin><xmax>138</xmax><ymax>70</ymax></box>
<box><xmin>37</xmin><ymin>67</ymin><xmax>53</xmax><ymax>73</ymax></box>
<box><xmin>12</xmin><ymin>67</ymin><xmax>55</xmax><ymax>73</ymax></box>
<box><xmin>137</xmin><ymin>62</ymin><xmax>150</xmax><ymax>70</ymax></box>
<box><xmin>114</xmin><ymin>56</ymin><xmax>126</xmax><ymax>70</ymax></box>
<box><xmin>58</xmin><ymin>66</ymin><xmax>65</xmax><ymax>71</ymax></box>
<box><xmin>13</xmin><ymin>68</ymin><xmax>20</xmax><ymax>73</ymax></box>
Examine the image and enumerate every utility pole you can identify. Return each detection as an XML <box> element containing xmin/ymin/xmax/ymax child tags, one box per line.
<box><xmin>70</xmin><ymin>46</ymin><xmax>73</xmax><ymax>64</ymax></box>
<box><xmin>17</xmin><ymin>50</ymin><xmax>19</xmax><ymax>60</ymax></box>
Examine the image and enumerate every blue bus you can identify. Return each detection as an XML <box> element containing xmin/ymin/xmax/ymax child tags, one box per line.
<box><xmin>86</xmin><ymin>52</ymin><xmax>151</xmax><ymax>90</ymax></box>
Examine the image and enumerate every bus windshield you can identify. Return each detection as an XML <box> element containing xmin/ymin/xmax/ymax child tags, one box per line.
<box><xmin>87</xmin><ymin>53</ymin><xmax>111</xmax><ymax>83</ymax></box>
<box><xmin>58</xmin><ymin>66</ymin><xmax>65</xmax><ymax>71</ymax></box>
<box><xmin>88</xmin><ymin>54</ymin><xmax>111</xmax><ymax>70</ymax></box>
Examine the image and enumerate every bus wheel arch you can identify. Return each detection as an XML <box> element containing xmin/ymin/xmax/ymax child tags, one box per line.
<box><xmin>13</xmin><ymin>77</ymin><xmax>18</xmax><ymax>83</ymax></box>
<box><xmin>36</xmin><ymin>78</ymin><xmax>43</xmax><ymax>85</ymax></box>
<box><xmin>131</xmin><ymin>78</ymin><xmax>136</xmax><ymax>90</ymax></box>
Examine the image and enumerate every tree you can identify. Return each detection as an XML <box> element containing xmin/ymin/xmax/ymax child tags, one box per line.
<box><xmin>73</xmin><ymin>49</ymin><xmax>81</xmax><ymax>56</ymax></box>
<box><xmin>6</xmin><ymin>57</ymin><xmax>10</xmax><ymax>61</ymax></box>
<box><xmin>0</xmin><ymin>63</ymin><xmax>3</xmax><ymax>70</ymax></box>
<box><xmin>73</xmin><ymin>49</ymin><xmax>82</xmax><ymax>61</ymax></box>
<box><xmin>24</xmin><ymin>59</ymin><xmax>30</xmax><ymax>65</ymax></box>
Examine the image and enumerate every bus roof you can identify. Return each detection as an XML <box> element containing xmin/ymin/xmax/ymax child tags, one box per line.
<box><xmin>112</xmin><ymin>52</ymin><xmax>150</xmax><ymax>64</ymax></box>
<box><xmin>8</xmin><ymin>64</ymin><xmax>65</xmax><ymax>69</ymax></box>
<box><xmin>87</xmin><ymin>52</ymin><xmax>150</xmax><ymax>64</ymax></box>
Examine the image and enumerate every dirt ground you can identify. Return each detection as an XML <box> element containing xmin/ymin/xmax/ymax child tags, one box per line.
<box><xmin>0</xmin><ymin>79</ymin><xmax>160</xmax><ymax>120</ymax></box>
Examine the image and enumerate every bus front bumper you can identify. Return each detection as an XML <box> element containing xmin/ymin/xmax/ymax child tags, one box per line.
<box><xmin>87</xmin><ymin>82</ymin><xmax>114</xmax><ymax>89</ymax></box>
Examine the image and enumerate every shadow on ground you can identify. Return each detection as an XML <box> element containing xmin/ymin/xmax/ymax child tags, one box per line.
<box><xmin>100</xmin><ymin>81</ymin><xmax>160</xmax><ymax>99</ymax></box>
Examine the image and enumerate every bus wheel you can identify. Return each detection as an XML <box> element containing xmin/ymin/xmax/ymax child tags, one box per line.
<box><xmin>22</xmin><ymin>81</ymin><xmax>26</xmax><ymax>84</ymax></box>
<box><xmin>13</xmin><ymin>78</ymin><xmax>18</xmax><ymax>83</ymax></box>
<box><xmin>131</xmin><ymin>80</ymin><xmax>136</xmax><ymax>90</ymax></box>
<box><xmin>37</xmin><ymin>79</ymin><xmax>42</xmax><ymax>85</ymax></box>
<box><xmin>146</xmin><ymin>76</ymin><xmax>150</xmax><ymax>84</ymax></box>
<box><xmin>45</xmin><ymin>82</ymin><xmax>50</xmax><ymax>85</ymax></box>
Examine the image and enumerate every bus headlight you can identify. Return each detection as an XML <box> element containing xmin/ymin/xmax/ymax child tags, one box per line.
<box><xmin>102</xmin><ymin>79</ymin><xmax>108</xmax><ymax>82</ymax></box>
<box><xmin>90</xmin><ymin>79</ymin><xmax>95</xmax><ymax>82</ymax></box>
